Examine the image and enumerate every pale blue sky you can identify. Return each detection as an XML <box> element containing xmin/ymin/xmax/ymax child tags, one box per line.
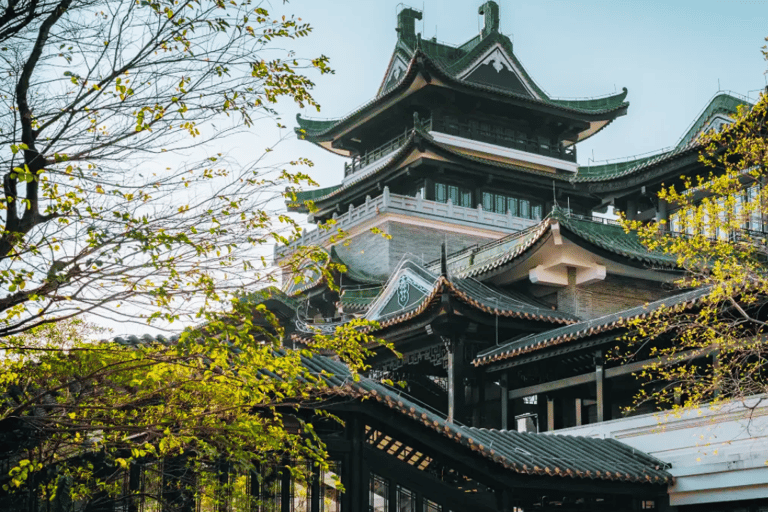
<box><xmin>269</xmin><ymin>0</ymin><xmax>768</xmax><ymax>188</ymax></box>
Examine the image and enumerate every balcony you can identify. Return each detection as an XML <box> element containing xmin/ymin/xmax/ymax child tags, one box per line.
<box><xmin>430</xmin><ymin>116</ymin><xmax>576</xmax><ymax>163</ymax></box>
<box><xmin>343</xmin><ymin>115</ymin><xmax>576</xmax><ymax>180</ymax></box>
<box><xmin>274</xmin><ymin>187</ymin><xmax>539</xmax><ymax>261</ymax></box>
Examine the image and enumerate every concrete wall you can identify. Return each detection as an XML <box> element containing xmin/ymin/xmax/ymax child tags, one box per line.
<box><xmin>554</xmin><ymin>397</ymin><xmax>768</xmax><ymax>507</ymax></box>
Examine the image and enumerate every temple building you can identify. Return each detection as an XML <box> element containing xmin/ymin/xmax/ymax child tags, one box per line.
<box><xmin>269</xmin><ymin>3</ymin><xmax>768</xmax><ymax>512</ymax></box>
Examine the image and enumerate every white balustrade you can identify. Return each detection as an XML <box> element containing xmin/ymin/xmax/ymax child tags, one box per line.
<box><xmin>274</xmin><ymin>187</ymin><xmax>539</xmax><ymax>259</ymax></box>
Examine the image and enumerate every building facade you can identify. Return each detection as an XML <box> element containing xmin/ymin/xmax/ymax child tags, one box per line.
<box><xmin>274</xmin><ymin>3</ymin><xmax>767</xmax><ymax>511</ymax></box>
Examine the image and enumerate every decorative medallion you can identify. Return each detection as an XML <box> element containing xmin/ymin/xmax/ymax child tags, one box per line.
<box><xmin>397</xmin><ymin>275</ymin><xmax>410</xmax><ymax>307</ymax></box>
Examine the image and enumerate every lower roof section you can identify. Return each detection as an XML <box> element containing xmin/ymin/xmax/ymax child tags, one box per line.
<box><xmin>300</xmin><ymin>351</ymin><xmax>673</xmax><ymax>485</ymax></box>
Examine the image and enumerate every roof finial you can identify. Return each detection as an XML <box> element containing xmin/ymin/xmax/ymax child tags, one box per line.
<box><xmin>478</xmin><ymin>1</ymin><xmax>500</xmax><ymax>37</ymax></box>
<box><xmin>440</xmin><ymin>242</ymin><xmax>448</xmax><ymax>278</ymax></box>
<box><xmin>396</xmin><ymin>7</ymin><xmax>423</xmax><ymax>42</ymax></box>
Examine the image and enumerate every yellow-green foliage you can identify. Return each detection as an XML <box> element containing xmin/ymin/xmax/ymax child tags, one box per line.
<box><xmin>620</xmin><ymin>61</ymin><xmax>768</xmax><ymax>414</ymax></box>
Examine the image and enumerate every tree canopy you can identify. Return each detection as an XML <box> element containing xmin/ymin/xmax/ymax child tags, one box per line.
<box><xmin>0</xmin><ymin>0</ymin><xmax>332</xmax><ymax>336</ymax></box>
<box><xmin>0</xmin><ymin>1</ymin><xmax>385</xmax><ymax>509</ymax></box>
<box><xmin>620</xmin><ymin>40</ymin><xmax>768</xmax><ymax>412</ymax></box>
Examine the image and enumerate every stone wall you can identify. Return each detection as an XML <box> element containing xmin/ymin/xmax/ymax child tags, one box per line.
<box><xmin>334</xmin><ymin>220</ymin><xmax>497</xmax><ymax>280</ymax></box>
<box><xmin>557</xmin><ymin>273</ymin><xmax>671</xmax><ymax>320</ymax></box>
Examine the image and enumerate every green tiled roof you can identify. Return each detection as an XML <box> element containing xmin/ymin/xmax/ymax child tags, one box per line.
<box><xmin>413</xmin><ymin>31</ymin><xmax>628</xmax><ymax>114</ymax></box>
<box><xmin>107</xmin><ymin>332</ymin><xmax>672</xmax><ymax>484</ymax></box>
<box><xmin>287</xmin><ymin>185</ymin><xmax>342</xmax><ymax>213</ymax></box>
<box><xmin>573</xmin><ymin>92</ymin><xmax>751</xmax><ymax>184</ymax></box>
<box><xmin>339</xmin><ymin>286</ymin><xmax>382</xmax><ymax>310</ymax></box>
<box><xmin>295</xmin><ymin>115</ymin><xmax>340</xmax><ymax>134</ymax></box>
<box><xmin>290</xmin><ymin>129</ymin><xmax>576</xmax><ymax>215</ymax></box>
<box><xmin>677</xmin><ymin>92</ymin><xmax>750</xmax><ymax>148</ymax></box>
<box><xmin>440</xmin><ymin>209</ymin><xmax>677</xmax><ymax>281</ymax></box>
<box><xmin>437</xmin><ymin>222</ymin><xmax>551</xmax><ymax>279</ymax></box>
<box><xmin>450</xmin><ymin>278</ymin><xmax>577</xmax><ymax>324</ymax></box>
<box><xmin>294</xmin><ymin>353</ymin><xmax>673</xmax><ymax>484</ymax></box>
<box><xmin>240</xmin><ymin>286</ymin><xmax>300</xmax><ymax>310</ymax></box>
<box><xmin>474</xmin><ymin>287</ymin><xmax>709</xmax><ymax>366</ymax></box>
<box><xmin>555</xmin><ymin>210</ymin><xmax>678</xmax><ymax>267</ymax></box>
<box><xmin>297</xmin><ymin>27</ymin><xmax>628</xmax><ymax>142</ymax></box>
<box><xmin>330</xmin><ymin>246</ymin><xmax>385</xmax><ymax>285</ymax></box>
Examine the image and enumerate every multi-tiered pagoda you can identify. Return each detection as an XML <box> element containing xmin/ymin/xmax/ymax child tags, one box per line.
<box><xmin>267</xmin><ymin>3</ymin><xmax>764</xmax><ymax>511</ymax></box>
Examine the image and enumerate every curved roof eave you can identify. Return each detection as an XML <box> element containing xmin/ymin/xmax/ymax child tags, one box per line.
<box><xmin>295</xmin><ymin>50</ymin><xmax>629</xmax><ymax>149</ymax></box>
<box><xmin>306</xmin><ymin>130</ymin><xmax>579</xmax><ymax>217</ymax></box>
<box><xmin>448</xmin><ymin>211</ymin><xmax>677</xmax><ymax>281</ymax></box>
<box><xmin>473</xmin><ymin>287</ymin><xmax>709</xmax><ymax>367</ymax></box>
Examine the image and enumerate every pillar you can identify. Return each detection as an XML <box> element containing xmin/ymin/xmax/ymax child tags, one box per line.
<box><xmin>575</xmin><ymin>398</ymin><xmax>583</xmax><ymax>427</ymax></box>
<box><xmin>447</xmin><ymin>336</ymin><xmax>467</xmax><ymax>424</ymax></box>
<box><xmin>595</xmin><ymin>351</ymin><xmax>610</xmax><ymax>423</ymax></box>
<box><xmin>500</xmin><ymin>372</ymin><xmax>509</xmax><ymax>430</ymax></box>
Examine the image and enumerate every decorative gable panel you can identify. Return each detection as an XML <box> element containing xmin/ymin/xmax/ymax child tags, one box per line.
<box><xmin>382</xmin><ymin>56</ymin><xmax>409</xmax><ymax>94</ymax></box>
<box><xmin>460</xmin><ymin>45</ymin><xmax>540</xmax><ymax>98</ymax></box>
<box><xmin>367</xmin><ymin>267</ymin><xmax>436</xmax><ymax>321</ymax></box>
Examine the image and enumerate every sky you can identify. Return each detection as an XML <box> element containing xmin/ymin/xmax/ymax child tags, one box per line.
<box><xmin>107</xmin><ymin>0</ymin><xmax>768</xmax><ymax>336</ymax></box>
<box><xmin>268</xmin><ymin>0</ymin><xmax>768</xmax><ymax>190</ymax></box>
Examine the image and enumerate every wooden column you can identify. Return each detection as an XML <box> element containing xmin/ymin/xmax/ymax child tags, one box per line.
<box><xmin>473</xmin><ymin>375</ymin><xmax>485</xmax><ymax>427</ymax></box>
<box><xmin>498</xmin><ymin>488</ymin><xmax>514</xmax><ymax>512</ymax></box>
<box><xmin>500</xmin><ymin>372</ymin><xmax>509</xmax><ymax>430</ymax></box>
<box><xmin>546</xmin><ymin>397</ymin><xmax>555</xmax><ymax>432</ymax></box>
<box><xmin>280</xmin><ymin>460</ymin><xmax>291</xmax><ymax>512</ymax></box>
<box><xmin>310</xmin><ymin>462</ymin><xmax>320</xmax><ymax>512</ymax></box>
<box><xmin>249</xmin><ymin>465</ymin><xmax>261</xmax><ymax>512</ymax></box>
<box><xmin>626</xmin><ymin>199</ymin><xmax>637</xmax><ymax>221</ymax></box>
<box><xmin>656</xmin><ymin>197</ymin><xmax>669</xmax><ymax>228</ymax></box>
<box><xmin>595</xmin><ymin>351</ymin><xmax>607</xmax><ymax>423</ymax></box>
<box><xmin>536</xmin><ymin>394</ymin><xmax>548</xmax><ymax>432</ymax></box>
<box><xmin>128</xmin><ymin>463</ymin><xmax>141</xmax><ymax>512</ymax></box>
<box><xmin>345</xmin><ymin>417</ymin><xmax>366</xmax><ymax>512</ymax></box>
<box><xmin>575</xmin><ymin>398</ymin><xmax>583</xmax><ymax>427</ymax></box>
<box><xmin>447</xmin><ymin>336</ymin><xmax>467</xmax><ymax>424</ymax></box>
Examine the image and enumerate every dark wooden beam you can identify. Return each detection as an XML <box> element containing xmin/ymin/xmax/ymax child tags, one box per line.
<box><xmin>507</xmin><ymin>350</ymin><xmax>702</xmax><ymax>400</ymax></box>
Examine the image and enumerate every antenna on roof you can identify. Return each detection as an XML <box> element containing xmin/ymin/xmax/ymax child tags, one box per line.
<box><xmin>718</xmin><ymin>78</ymin><xmax>721</xmax><ymax>91</ymax></box>
<box><xmin>552</xmin><ymin>181</ymin><xmax>557</xmax><ymax>209</ymax></box>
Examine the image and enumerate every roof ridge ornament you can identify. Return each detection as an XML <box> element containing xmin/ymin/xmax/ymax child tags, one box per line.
<box><xmin>479</xmin><ymin>1</ymin><xmax>500</xmax><ymax>38</ymax></box>
<box><xmin>396</xmin><ymin>6</ymin><xmax>423</xmax><ymax>41</ymax></box>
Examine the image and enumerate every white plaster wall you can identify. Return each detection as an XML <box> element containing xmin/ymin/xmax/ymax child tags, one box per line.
<box><xmin>553</xmin><ymin>397</ymin><xmax>768</xmax><ymax>506</ymax></box>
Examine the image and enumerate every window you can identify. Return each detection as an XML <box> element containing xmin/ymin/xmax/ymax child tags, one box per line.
<box><xmin>397</xmin><ymin>486</ymin><xmax>417</xmax><ymax>512</ymax></box>
<box><xmin>434</xmin><ymin>183</ymin><xmax>472</xmax><ymax>207</ymax></box>
<box><xmin>482</xmin><ymin>192</ymin><xmax>542</xmax><ymax>220</ymax></box>
<box><xmin>320</xmin><ymin>462</ymin><xmax>342</xmax><ymax>512</ymax></box>
<box><xmin>369</xmin><ymin>474</ymin><xmax>388</xmax><ymax>512</ymax></box>
<box><xmin>424</xmin><ymin>498</ymin><xmax>443</xmax><ymax>512</ymax></box>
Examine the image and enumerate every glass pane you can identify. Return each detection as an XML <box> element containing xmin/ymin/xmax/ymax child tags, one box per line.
<box><xmin>507</xmin><ymin>197</ymin><xmax>518</xmax><ymax>216</ymax></box>
<box><xmin>370</xmin><ymin>474</ymin><xmax>388</xmax><ymax>512</ymax></box>
<box><xmin>321</xmin><ymin>462</ymin><xmax>342</xmax><ymax>512</ymax></box>
<box><xmin>461</xmin><ymin>190</ymin><xmax>472</xmax><ymax>208</ymax></box>
<box><xmin>532</xmin><ymin>204</ymin><xmax>542</xmax><ymax>220</ymax></box>
<box><xmin>520</xmin><ymin>199</ymin><xmax>530</xmax><ymax>219</ymax></box>
<box><xmin>397</xmin><ymin>486</ymin><xmax>416</xmax><ymax>512</ymax></box>
<box><xmin>482</xmin><ymin>192</ymin><xmax>492</xmax><ymax>211</ymax></box>
<box><xmin>448</xmin><ymin>185</ymin><xmax>459</xmax><ymax>205</ymax></box>
<box><xmin>424</xmin><ymin>498</ymin><xmax>442</xmax><ymax>512</ymax></box>
<box><xmin>495</xmin><ymin>195</ymin><xmax>504</xmax><ymax>214</ymax></box>
<box><xmin>435</xmin><ymin>183</ymin><xmax>446</xmax><ymax>203</ymax></box>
